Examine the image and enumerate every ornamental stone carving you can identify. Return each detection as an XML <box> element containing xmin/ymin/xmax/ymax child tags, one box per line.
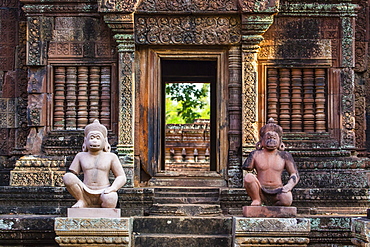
<box><xmin>135</xmin><ymin>16</ymin><xmax>241</xmax><ymax>45</ymax></box>
<box><xmin>136</xmin><ymin>0</ymin><xmax>237</xmax><ymax>12</ymax></box>
<box><xmin>238</xmin><ymin>0</ymin><xmax>279</xmax><ymax>13</ymax></box>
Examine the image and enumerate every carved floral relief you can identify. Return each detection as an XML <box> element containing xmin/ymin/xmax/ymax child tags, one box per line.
<box><xmin>135</xmin><ymin>16</ymin><xmax>241</xmax><ymax>45</ymax></box>
<box><xmin>137</xmin><ymin>0</ymin><xmax>237</xmax><ymax>12</ymax></box>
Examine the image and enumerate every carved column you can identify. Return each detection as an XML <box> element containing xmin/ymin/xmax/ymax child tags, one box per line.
<box><xmin>104</xmin><ymin>14</ymin><xmax>135</xmax><ymax>187</ymax></box>
<box><xmin>241</xmin><ymin>13</ymin><xmax>276</xmax><ymax>153</ymax></box>
<box><xmin>340</xmin><ymin>15</ymin><xmax>356</xmax><ymax>148</ymax></box>
<box><xmin>228</xmin><ymin>46</ymin><xmax>243</xmax><ymax>187</ymax></box>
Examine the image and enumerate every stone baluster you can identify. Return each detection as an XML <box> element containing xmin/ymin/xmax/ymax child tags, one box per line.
<box><xmin>193</xmin><ymin>149</ymin><xmax>198</xmax><ymax>162</ymax></box>
<box><xmin>303</xmin><ymin>69</ymin><xmax>315</xmax><ymax>132</ymax></box>
<box><xmin>278</xmin><ymin>68</ymin><xmax>291</xmax><ymax>131</ymax></box>
<box><xmin>65</xmin><ymin>67</ymin><xmax>77</xmax><ymax>129</ymax></box>
<box><xmin>77</xmin><ymin>66</ymin><xmax>89</xmax><ymax>129</ymax></box>
<box><xmin>205</xmin><ymin>148</ymin><xmax>210</xmax><ymax>161</ymax></box>
<box><xmin>100</xmin><ymin>66</ymin><xmax>111</xmax><ymax>127</ymax></box>
<box><xmin>89</xmin><ymin>67</ymin><xmax>100</xmax><ymax>123</ymax></box>
<box><xmin>54</xmin><ymin>67</ymin><xmax>66</xmax><ymax>129</ymax></box>
<box><xmin>182</xmin><ymin>148</ymin><xmax>186</xmax><ymax>162</ymax></box>
<box><xmin>170</xmin><ymin>148</ymin><xmax>175</xmax><ymax>162</ymax></box>
<box><xmin>315</xmin><ymin>68</ymin><xmax>326</xmax><ymax>132</ymax></box>
<box><xmin>267</xmin><ymin>68</ymin><xmax>278</xmax><ymax>122</ymax></box>
<box><xmin>291</xmin><ymin>69</ymin><xmax>303</xmax><ymax>132</ymax></box>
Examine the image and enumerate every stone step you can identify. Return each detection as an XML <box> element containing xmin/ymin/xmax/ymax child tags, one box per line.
<box><xmin>133</xmin><ymin>216</ymin><xmax>232</xmax><ymax>235</ymax></box>
<box><xmin>148</xmin><ymin>177</ymin><xmax>227</xmax><ymax>187</ymax></box>
<box><xmin>153</xmin><ymin>196</ymin><xmax>219</xmax><ymax>204</ymax></box>
<box><xmin>154</xmin><ymin>187</ymin><xmax>220</xmax><ymax>193</ymax></box>
<box><xmin>150</xmin><ymin>203</ymin><xmax>223</xmax><ymax>216</ymax></box>
<box><xmin>153</xmin><ymin>187</ymin><xmax>220</xmax><ymax>204</ymax></box>
<box><xmin>133</xmin><ymin>234</ymin><xmax>231</xmax><ymax>247</ymax></box>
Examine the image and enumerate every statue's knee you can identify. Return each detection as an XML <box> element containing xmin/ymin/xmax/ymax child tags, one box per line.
<box><xmin>101</xmin><ymin>192</ymin><xmax>118</xmax><ymax>208</ymax></box>
<box><xmin>244</xmin><ymin>173</ymin><xmax>256</xmax><ymax>185</ymax></box>
<box><xmin>277</xmin><ymin>192</ymin><xmax>293</xmax><ymax>206</ymax></box>
<box><xmin>63</xmin><ymin>172</ymin><xmax>79</xmax><ymax>186</ymax></box>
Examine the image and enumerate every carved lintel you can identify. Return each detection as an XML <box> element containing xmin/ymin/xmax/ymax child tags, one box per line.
<box><xmin>136</xmin><ymin>0</ymin><xmax>238</xmax><ymax>12</ymax></box>
<box><xmin>135</xmin><ymin>15</ymin><xmax>241</xmax><ymax>46</ymax></box>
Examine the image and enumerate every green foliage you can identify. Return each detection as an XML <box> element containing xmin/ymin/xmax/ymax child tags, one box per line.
<box><xmin>166</xmin><ymin>83</ymin><xmax>210</xmax><ymax>124</ymax></box>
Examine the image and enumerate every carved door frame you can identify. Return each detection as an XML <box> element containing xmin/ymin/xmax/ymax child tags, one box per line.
<box><xmin>135</xmin><ymin>46</ymin><xmax>229</xmax><ymax>181</ymax></box>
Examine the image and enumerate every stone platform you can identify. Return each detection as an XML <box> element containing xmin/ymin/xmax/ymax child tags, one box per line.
<box><xmin>55</xmin><ymin>208</ymin><xmax>131</xmax><ymax>246</ymax></box>
<box><xmin>243</xmin><ymin>206</ymin><xmax>297</xmax><ymax>218</ymax></box>
<box><xmin>233</xmin><ymin>217</ymin><xmax>310</xmax><ymax>246</ymax></box>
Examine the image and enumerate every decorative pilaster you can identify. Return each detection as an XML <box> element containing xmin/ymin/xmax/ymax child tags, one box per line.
<box><xmin>26</xmin><ymin>16</ymin><xmax>52</xmax><ymax>66</ymax></box>
<box><xmin>104</xmin><ymin>13</ymin><xmax>135</xmax><ymax>187</ymax></box>
<box><xmin>241</xmin><ymin>13</ymin><xmax>275</xmax><ymax>153</ymax></box>
<box><xmin>228</xmin><ymin>46</ymin><xmax>242</xmax><ymax>187</ymax></box>
<box><xmin>340</xmin><ymin>15</ymin><xmax>356</xmax><ymax>148</ymax></box>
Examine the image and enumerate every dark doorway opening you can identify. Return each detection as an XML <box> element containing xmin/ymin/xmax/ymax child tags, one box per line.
<box><xmin>161</xmin><ymin>59</ymin><xmax>217</xmax><ymax>172</ymax></box>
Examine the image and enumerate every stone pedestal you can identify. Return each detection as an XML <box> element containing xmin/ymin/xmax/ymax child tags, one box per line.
<box><xmin>352</xmin><ymin>217</ymin><xmax>370</xmax><ymax>246</ymax></box>
<box><xmin>67</xmin><ymin>208</ymin><xmax>121</xmax><ymax>218</ymax></box>
<box><xmin>243</xmin><ymin>206</ymin><xmax>297</xmax><ymax>218</ymax></box>
<box><xmin>233</xmin><ymin>217</ymin><xmax>310</xmax><ymax>246</ymax></box>
<box><xmin>55</xmin><ymin>209</ymin><xmax>131</xmax><ymax>246</ymax></box>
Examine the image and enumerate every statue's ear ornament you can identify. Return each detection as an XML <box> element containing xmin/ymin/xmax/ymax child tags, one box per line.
<box><xmin>256</xmin><ymin>141</ymin><xmax>262</xmax><ymax>150</ymax></box>
<box><xmin>279</xmin><ymin>142</ymin><xmax>286</xmax><ymax>151</ymax></box>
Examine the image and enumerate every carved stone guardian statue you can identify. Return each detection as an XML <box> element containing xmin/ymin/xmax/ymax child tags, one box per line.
<box><xmin>242</xmin><ymin>118</ymin><xmax>299</xmax><ymax>208</ymax></box>
<box><xmin>63</xmin><ymin>119</ymin><xmax>126</xmax><ymax>208</ymax></box>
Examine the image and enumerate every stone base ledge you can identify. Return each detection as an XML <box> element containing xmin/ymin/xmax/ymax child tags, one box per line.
<box><xmin>55</xmin><ymin>217</ymin><xmax>132</xmax><ymax>246</ymax></box>
<box><xmin>243</xmin><ymin>206</ymin><xmax>297</xmax><ymax>218</ymax></box>
<box><xmin>67</xmin><ymin>208</ymin><xmax>121</xmax><ymax>218</ymax></box>
<box><xmin>233</xmin><ymin>217</ymin><xmax>310</xmax><ymax>246</ymax></box>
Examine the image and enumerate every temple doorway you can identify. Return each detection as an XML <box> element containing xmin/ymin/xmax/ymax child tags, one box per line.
<box><xmin>161</xmin><ymin>60</ymin><xmax>217</xmax><ymax>172</ymax></box>
<box><xmin>136</xmin><ymin>48</ymin><xmax>228</xmax><ymax>186</ymax></box>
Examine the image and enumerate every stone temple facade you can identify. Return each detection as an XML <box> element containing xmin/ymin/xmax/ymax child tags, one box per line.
<box><xmin>1</xmin><ymin>0</ymin><xmax>370</xmax><ymax>246</ymax></box>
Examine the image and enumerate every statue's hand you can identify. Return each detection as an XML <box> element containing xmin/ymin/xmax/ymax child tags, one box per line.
<box><xmin>282</xmin><ymin>184</ymin><xmax>293</xmax><ymax>193</ymax></box>
<box><xmin>103</xmin><ymin>187</ymin><xmax>116</xmax><ymax>194</ymax></box>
